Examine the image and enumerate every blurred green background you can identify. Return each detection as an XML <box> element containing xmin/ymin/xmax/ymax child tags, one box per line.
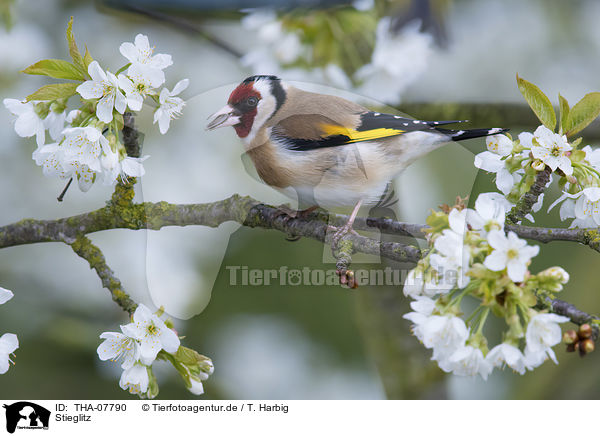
<box><xmin>1</xmin><ymin>0</ymin><xmax>600</xmax><ymax>399</ymax></box>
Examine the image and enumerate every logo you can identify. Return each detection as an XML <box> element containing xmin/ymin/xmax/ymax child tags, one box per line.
<box><xmin>3</xmin><ymin>402</ymin><xmax>50</xmax><ymax>433</ymax></box>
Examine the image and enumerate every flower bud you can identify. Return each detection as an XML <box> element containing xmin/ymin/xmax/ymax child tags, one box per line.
<box><xmin>539</xmin><ymin>266</ymin><xmax>570</xmax><ymax>285</ymax></box>
<box><xmin>579</xmin><ymin>323</ymin><xmax>593</xmax><ymax>339</ymax></box>
<box><xmin>581</xmin><ymin>338</ymin><xmax>595</xmax><ymax>354</ymax></box>
<box><xmin>563</xmin><ymin>330</ymin><xmax>578</xmax><ymax>345</ymax></box>
<box><xmin>531</xmin><ymin>160</ymin><xmax>546</xmax><ymax>171</ymax></box>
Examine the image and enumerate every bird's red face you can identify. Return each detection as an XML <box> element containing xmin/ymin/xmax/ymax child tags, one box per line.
<box><xmin>226</xmin><ymin>82</ymin><xmax>261</xmax><ymax>138</ymax></box>
<box><xmin>206</xmin><ymin>75</ymin><xmax>286</xmax><ymax>140</ymax></box>
<box><xmin>205</xmin><ymin>80</ymin><xmax>262</xmax><ymax>138</ymax></box>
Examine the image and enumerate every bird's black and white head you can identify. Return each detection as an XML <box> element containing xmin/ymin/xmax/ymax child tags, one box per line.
<box><xmin>206</xmin><ymin>75</ymin><xmax>287</xmax><ymax>142</ymax></box>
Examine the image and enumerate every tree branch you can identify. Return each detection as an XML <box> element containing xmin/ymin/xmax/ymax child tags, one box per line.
<box><xmin>506</xmin><ymin>166</ymin><xmax>552</xmax><ymax>224</ymax></box>
<box><xmin>547</xmin><ymin>297</ymin><xmax>599</xmax><ymax>326</ymax></box>
<box><xmin>0</xmin><ymin>196</ymin><xmax>423</xmax><ymax>263</ymax></box>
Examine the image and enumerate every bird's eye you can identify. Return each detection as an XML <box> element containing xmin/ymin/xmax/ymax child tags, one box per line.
<box><xmin>247</xmin><ymin>96</ymin><xmax>258</xmax><ymax>106</ymax></box>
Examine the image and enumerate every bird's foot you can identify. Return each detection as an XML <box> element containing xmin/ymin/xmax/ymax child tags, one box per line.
<box><xmin>275</xmin><ymin>205</ymin><xmax>320</xmax><ymax>242</ymax></box>
<box><xmin>274</xmin><ymin>204</ymin><xmax>320</xmax><ymax>221</ymax></box>
<box><xmin>328</xmin><ymin>223</ymin><xmax>359</xmax><ymax>248</ymax></box>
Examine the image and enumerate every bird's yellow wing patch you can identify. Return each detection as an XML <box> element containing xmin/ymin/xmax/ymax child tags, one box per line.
<box><xmin>320</xmin><ymin>123</ymin><xmax>404</xmax><ymax>143</ymax></box>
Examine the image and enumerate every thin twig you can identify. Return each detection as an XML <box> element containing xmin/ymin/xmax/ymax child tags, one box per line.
<box><xmin>117</xmin><ymin>4</ymin><xmax>243</xmax><ymax>58</ymax></box>
<box><xmin>69</xmin><ymin>235</ymin><xmax>137</xmax><ymax>314</ymax></box>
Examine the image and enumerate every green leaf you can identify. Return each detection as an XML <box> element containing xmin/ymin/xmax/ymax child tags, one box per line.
<box><xmin>558</xmin><ymin>93</ymin><xmax>569</xmax><ymax>134</ymax></box>
<box><xmin>83</xmin><ymin>45</ymin><xmax>93</xmax><ymax>70</ymax></box>
<box><xmin>565</xmin><ymin>92</ymin><xmax>600</xmax><ymax>136</ymax></box>
<box><xmin>83</xmin><ymin>45</ymin><xmax>94</xmax><ymax>72</ymax></box>
<box><xmin>25</xmin><ymin>82</ymin><xmax>79</xmax><ymax>102</ymax></box>
<box><xmin>516</xmin><ymin>74</ymin><xmax>556</xmax><ymax>130</ymax></box>
<box><xmin>22</xmin><ymin>59</ymin><xmax>85</xmax><ymax>81</ymax></box>
<box><xmin>66</xmin><ymin>17</ymin><xmax>86</xmax><ymax>75</ymax></box>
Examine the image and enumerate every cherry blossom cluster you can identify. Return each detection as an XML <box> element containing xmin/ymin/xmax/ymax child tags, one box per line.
<box><xmin>4</xmin><ymin>24</ymin><xmax>188</xmax><ymax>192</ymax></box>
<box><xmin>403</xmin><ymin>195</ymin><xmax>571</xmax><ymax>379</ymax></box>
<box><xmin>97</xmin><ymin>304</ymin><xmax>213</xmax><ymax>398</ymax></box>
<box><xmin>475</xmin><ymin>129</ymin><xmax>600</xmax><ymax>227</ymax></box>
<box><xmin>0</xmin><ymin>287</ymin><xmax>18</xmax><ymax>375</ymax></box>
<box><xmin>241</xmin><ymin>8</ymin><xmax>432</xmax><ymax>104</ymax></box>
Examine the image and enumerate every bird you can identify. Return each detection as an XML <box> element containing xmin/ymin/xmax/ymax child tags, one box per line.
<box><xmin>206</xmin><ymin>75</ymin><xmax>505</xmax><ymax>243</ymax></box>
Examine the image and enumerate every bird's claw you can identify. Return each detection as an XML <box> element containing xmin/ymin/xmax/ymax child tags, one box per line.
<box><xmin>329</xmin><ymin>223</ymin><xmax>359</xmax><ymax>249</ymax></box>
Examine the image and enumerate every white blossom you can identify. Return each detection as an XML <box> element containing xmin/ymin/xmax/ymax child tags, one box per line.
<box><xmin>474</xmin><ymin>151</ymin><xmax>519</xmax><ymax>195</ymax></box>
<box><xmin>0</xmin><ymin>287</ymin><xmax>13</xmax><ymax>305</ymax></box>
<box><xmin>429</xmin><ymin>213</ymin><xmax>471</xmax><ymax>289</ymax></box>
<box><xmin>43</xmin><ymin>109</ymin><xmax>66</xmax><ymax>141</ymax></box>
<box><xmin>525</xmin><ymin>313</ymin><xmax>569</xmax><ymax>366</ymax></box>
<box><xmin>520</xmin><ymin>125</ymin><xmax>573</xmax><ymax>175</ymax></box>
<box><xmin>121</xmin><ymin>156</ymin><xmax>149</xmax><ymax>178</ymax></box>
<box><xmin>548</xmin><ymin>187</ymin><xmax>600</xmax><ymax>228</ymax></box>
<box><xmin>118</xmin><ymin>70</ymin><xmax>156</xmax><ymax>112</ymax></box>
<box><xmin>97</xmin><ymin>332</ymin><xmax>140</xmax><ymax>370</ymax></box>
<box><xmin>486</xmin><ymin>343</ymin><xmax>526</xmax><ymax>375</ymax></box>
<box><xmin>32</xmin><ymin>143</ymin><xmax>72</xmax><ymax>179</ymax></box>
<box><xmin>119</xmin><ymin>34</ymin><xmax>172</xmax><ymax>87</ymax></box>
<box><xmin>403</xmin><ymin>297</ymin><xmax>437</xmax><ymax>341</ymax></box>
<box><xmin>355</xmin><ymin>18</ymin><xmax>433</xmax><ymax>104</ymax></box>
<box><xmin>403</xmin><ymin>268</ymin><xmax>449</xmax><ymax>298</ymax></box>
<box><xmin>582</xmin><ymin>145</ymin><xmax>600</xmax><ymax>170</ymax></box>
<box><xmin>442</xmin><ymin>345</ymin><xmax>492</xmax><ymax>380</ymax></box>
<box><xmin>467</xmin><ymin>194</ymin><xmax>506</xmax><ymax>235</ymax></box>
<box><xmin>523</xmin><ymin>345</ymin><xmax>547</xmax><ymax>369</ymax></box>
<box><xmin>241</xmin><ymin>11</ymin><xmax>306</xmax><ymax>74</ymax></box>
<box><xmin>121</xmin><ymin>304</ymin><xmax>180</xmax><ymax>365</ymax></box>
<box><xmin>153</xmin><ymin>79</ymin><xmax>188</xmax><ymax>134</ymax></box>
<box><xmin>3</xmin><ymin>98</ymin><xmax>45</xmax><ymax>146</ymax></box>
<box><xmin>60</xmin><ymin>126</ymin><xmax>110</xmax><ymax>174</ymax></box>
<box><xmin>0</xmin><ymin>333</ymin><xmax>18</xmax><ymax>375</ymax></box>
<box><xmin>76</xmin><ymin>61</ymin><xmax>126</xmax><ymax>123</ymax></box>
<box><xmin>420</xmin><ymin>315</ymin><xmax>469</xmax><ymax>361</ymax></box>
<box><xmin>486</xmin><ymin>134</ymin><xmax>513</xmax><ymax>156</ymax></box>
<box><xmin>484</xmin><ymin>230</ymin><xmax>539</xmax><ymax>282</ymax></box>
<box><xmin>119</xmin><ymin>362</ymin><xmax>149</xmax><ymax>395</ymax></box>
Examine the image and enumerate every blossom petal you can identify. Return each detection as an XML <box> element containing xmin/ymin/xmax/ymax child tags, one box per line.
<box><xmin>114</xmin><ymin>90</ymin><xmax>127</xmax><ymax>114</ymax></box>
<box><xmin>138</xmin><ymin>336</ymin><xmax>161</xmax><ymax>364</ymax></box>
<box><xmin>147</xmin><ymin>53</ymin><xmax>173</xmax><ymax>70</ymax></box>
<box><xmin>486</xmin><ymin>230</ymin><xmax>507</xmax><ymax>250</ymax></box>
<box><xmin>119</xmin><ymin>42</ymin><xmax>138</xmax><ymax>63</ymax></box>
<box><xmin>96</xmin><ymin>95</ymin><xmax>115</xmax><ymax>123</ymax></box>
<box><xmin>76</xmin><ymin>80</ymin><xmax>104</xmax><ymax>99</ymax></box>
<box><xmin>0</xmin><ymin>333</ymin><xmax>18</xmax><ymax>354</ymax></box>
<box><xmin>484</xmin><ymin>250</ymin><xmax>507</xmax><ymax>271</ymax></box>
<box><xmin>506</xmin><ymin>260</ymin><xmax>526</xmax><ymax>282</ymax></box>
<box><xmin>171</xmin><ymin>79</ymin><xmax>189</xmax><ymax>96</ymax></box>
<box><xmin>3</xmin><ymin>98</ymin><xmax>30</xmax><ymax>115</ymax></box>
<box><xmin>158</xmin><ymin>328</ymin><xmax>180</xmax><ymax>354</ymax></box>
<box><xmin>0</xmin><ymin>287</ymin><xmax>14</xmax><ymax>305</ymax></box>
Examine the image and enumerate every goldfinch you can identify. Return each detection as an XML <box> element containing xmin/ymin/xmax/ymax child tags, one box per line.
<box><xmin>207</xmin><ymin>75</ymin><xmax>504</xmax><ymax>240</ymax></box>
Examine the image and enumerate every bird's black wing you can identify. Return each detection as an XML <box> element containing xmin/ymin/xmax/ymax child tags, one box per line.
<box><xmin>272</xmin><ymin>111</ymin><xmax>469</xmax><ymax>151</ymax></box>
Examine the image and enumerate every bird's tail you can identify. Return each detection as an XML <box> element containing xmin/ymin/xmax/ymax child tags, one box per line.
<box><xmin>435</xmin><ymin>126</ymin><xmax>508</xmax><ymax>141</ymax></box>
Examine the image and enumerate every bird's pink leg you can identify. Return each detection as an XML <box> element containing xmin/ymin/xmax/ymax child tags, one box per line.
<box><xmin>330</xmin><ymin>199</ymin><xmax>362</xmax><ymax>247</ymax></box>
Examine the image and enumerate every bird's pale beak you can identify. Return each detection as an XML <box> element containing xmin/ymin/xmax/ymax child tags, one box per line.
<box><xmin>206</xmin><ymin>105</ymin><xmax>241</xmax><ymax>130</ymax></box>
